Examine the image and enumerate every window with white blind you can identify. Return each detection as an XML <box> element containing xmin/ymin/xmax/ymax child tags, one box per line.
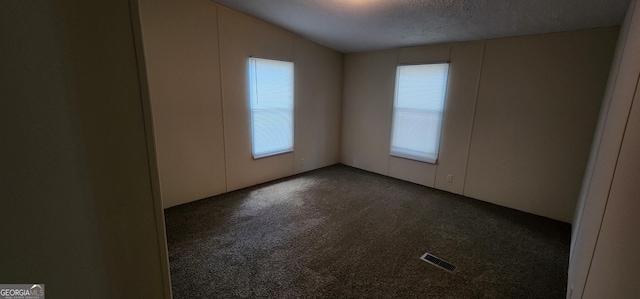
<box><xmin>248</xmin><ymin>58</ymin><xmax>294</xmax><ymax>159</ymax></box>
<box><xmin>390</xmin><ymin>63</ymin><xmax>449</xmax><ymax>164</ymax></box>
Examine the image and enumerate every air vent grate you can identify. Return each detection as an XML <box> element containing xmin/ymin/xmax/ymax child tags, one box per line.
<box><xmin>420</xmin><ymin>252</ymin><xmax>457</xmax><ymax>272</ymax></box>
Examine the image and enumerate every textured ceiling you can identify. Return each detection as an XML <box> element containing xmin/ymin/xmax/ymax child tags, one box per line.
<box><xmin>211</xmin><ymin>0</ymin><xmax>630</xmax><ymax>53</ymax></box>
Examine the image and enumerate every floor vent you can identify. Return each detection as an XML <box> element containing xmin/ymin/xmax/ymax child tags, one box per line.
<box><xmin>420</xmin><ymin>253</ymin><xmax>457</xmax><ymax>272</ymax></box>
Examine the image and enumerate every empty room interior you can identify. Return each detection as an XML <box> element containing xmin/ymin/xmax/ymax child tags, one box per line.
<box><xmin>3</xmin><ymin>0</ymin><xmax>640</xmax><ymax>298</ymax></box>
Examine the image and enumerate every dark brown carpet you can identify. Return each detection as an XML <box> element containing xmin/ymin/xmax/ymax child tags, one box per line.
<box><xmin>165</xmin><ymin>164</ymin><xmax>570</xmax><ymax>298</ymax></box>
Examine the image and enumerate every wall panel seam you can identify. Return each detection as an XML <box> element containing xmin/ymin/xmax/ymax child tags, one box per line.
<box><xmin>387</xmin><ymin>50</ymin><xmax>401</xmax><ymax>176</ymax></box>
<box><xmin>215</xmin><ymin>5</ymin><xmax>229</xmax><ymax>193</ymax></box>
<box><xmin>461</xmin><ymin>42</ymin><xmax>486</xmax><ymax>196</ymax></box>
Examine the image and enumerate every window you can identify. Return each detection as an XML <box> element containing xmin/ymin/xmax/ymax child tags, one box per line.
<box><xmin>390</xmin><ymin>63</ymin><xmax>449</xmax><ymax>164</ymax></box>
<box><xmin>248</xmin><ymin>58</ymin><xmax>294</xmax><ymax>159</ymax></box>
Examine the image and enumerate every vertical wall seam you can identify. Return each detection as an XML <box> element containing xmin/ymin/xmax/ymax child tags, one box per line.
<box><xmin>337</xmin><ymin>51</ymin><xmax>346</xmax><ymax>165</ymax></box>
<box><xmin>461</xmin><ymin>42</ymin><xmax>486</xmax><ymax>196</ymax></box>
<box><xmin>339</xmin><ymin>53</ymin><xmax>349</xmax><ymax>165</ymax></box>
<box><xmin>292</xmin><ymin>37</ymin><xmax>297</xmax><ymax>175</ymax></box>
<box><xmin>436</xmin><ymin>44</ymin><xmax>452</xmax><ymax>186</ymax></box>
<box><xmin>433</xmin><ymin>44</ymin><xmax>453</xmax><ymax>188</ymax></box>
<box><xmin>387</xmin><ymin>49</ymin><xmax>401</xmax><ymax>176</ymax></box>
<box><xmin>581</xmin><ymin>72</ymin><xmax>640</xmax><ymax>299</ymax></box>
<box><xmin>215</xmin><ymin>5</ymin><xmax>229</xmax><ymax>192</ymax></box>
<box><xmin>443</xmin><ymin>44</ymin><xmax>451</xmax><ymax>188</ymax></box>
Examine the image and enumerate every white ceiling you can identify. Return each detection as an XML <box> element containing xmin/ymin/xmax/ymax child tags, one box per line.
<box><xmin>211</xmin><ymin>0</ymin><xmax>630</xmax><ymax>53</ymax></box>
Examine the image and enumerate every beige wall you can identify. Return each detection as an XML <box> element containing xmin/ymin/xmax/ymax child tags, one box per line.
<box><xmin>569</xmin><ymin>0</ymin><xmax>640</xmax><ymax>297</ymax></box>
<box><xmin>140</xmin><ymin>0</ymin><xmax>343</xmax><ymax>206</ymax></box>
<box><xmin>341</xmin><ymin>28</ymin><xmax>618</xmax><ymax>223</ymax></box>
<box><xmin>293</xmin><ymin>37</ymin><xmax>344</xmax><ymax>174</ymax></box>
<box><xmin>218</xmin><ymin>6</ymin><xmax>296</xmax><ymax>191</ymax></box>
<box><xmin>434</xmin><ymin>42</ymin><xmax>484</xmax><ymax>194</ymax></box>
<box><xmin>464</xmin><ymin>28</ymin><xmax>618</xmax><ymax>222</ymax></box>
<box><xmin>341</xmin><ymin>49</ymin><xmax>397</xmax><ymax>176</ymax></box>
<box><xmin>0</xmin><ymin>0</ymin><xmax>170</xmax><ymax>297</ymax></box>
<box><xmin>140</xmin><ymin>0</ymin><xmax>226</xmax><ymax>208</ymax></box>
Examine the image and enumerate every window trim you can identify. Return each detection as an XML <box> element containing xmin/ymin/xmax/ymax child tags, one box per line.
<box><xmin>389</xmin><ymin>62</ymin><xmax>450</xmax><ymax>164</ymax></box>
<box><xmin>248</xmin><ymin>57</ymin><xmax>295</xmax><ymax>160</ymax></box>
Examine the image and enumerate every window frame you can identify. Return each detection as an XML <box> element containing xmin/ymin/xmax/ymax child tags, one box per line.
<box><xmin>248</xmin><ymin>57</ymin><xmax>295</xmax><ymax>160</ymax></box>
<box><xmin>389</xmin><ymin>62</ymin><xmax>450</xmax><ymax>164</ymax></box>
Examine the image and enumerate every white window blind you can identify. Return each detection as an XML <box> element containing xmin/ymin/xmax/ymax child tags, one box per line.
<box><xmin>390</xmin><ymin>63</ymin><xmax>449</xmax><ymax>164</ymax></box>
<box><xmin>248</xmin><ymin>58</ymin><xmax>294</xmax><ymax>159</ymax></box>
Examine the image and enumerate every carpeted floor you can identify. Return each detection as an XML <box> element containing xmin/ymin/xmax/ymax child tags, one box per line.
<box><xmin>165</xmin><ymin>164</ymin><xmax>570</xmax><ymax>298</ymax></box>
